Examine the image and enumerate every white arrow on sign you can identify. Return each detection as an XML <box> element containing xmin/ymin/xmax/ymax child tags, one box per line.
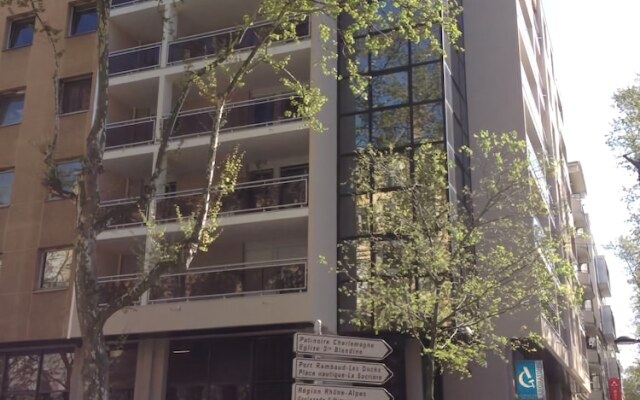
<box><xmin>292</xmin><ymin>383</ymin><xmax>394</xmax><ymax>400</ymax></box>
<box><xmin>293</xmin><ymin>357</ymin><xmax>393</xmax><ymax>385</ymax></box>
<box><xmin>294</xmin><ymin>333</ymin><xmax>393</xmax><ymax>360</ymax></box>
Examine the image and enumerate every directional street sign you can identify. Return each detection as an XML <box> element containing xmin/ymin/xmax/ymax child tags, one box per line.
<box><xmin>292</xmin><ymin>383</ymin><xmax>394</xmax><ymax>400</ymax></box>
<box><xmin>294</xmin><ymin>333</ymin><xmax>393</xmax><ymax>360</ymax></box>
<box><xmin>293</xmin><ymin>357</ymin><xmax>393</xmax><ymax>385</ymax></box>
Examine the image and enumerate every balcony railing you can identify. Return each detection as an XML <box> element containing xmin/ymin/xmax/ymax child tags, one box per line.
<box><xmin>105</xmin><ymin>117</ymin><xmax>155</xmax><ymax>149</ymax></box>
<box><xmin>97</xmin><ymin>258</ymin><xmax>307</xmax><ymax>303</ymax></box>
<box><xmin>109</xmin><ymin>43</ymin><xmax>161</xmax><ymax>75</ymax></box>
<box><xmin>100</xmin><ymin>174</ymin><xmax>308</xmax><ymax>229</ymax></box>
<box><xmin>168</xmin><ymin>93</ymin><xmax>298</xmax><ymax>139</ymax></box>
<box><xmin>110</xmin><ymin>0</ymin><xmax>151</xmax><ymax>8</ymax></box>
<box><xmin>167</xmin><ymin>19</ymin><xmax>310</xmax><ymax>64</ymax></box>
<box><xmin>104</xmin><ymin>94</ymin><xmax>300</xmax><ymax>151</ymax></box>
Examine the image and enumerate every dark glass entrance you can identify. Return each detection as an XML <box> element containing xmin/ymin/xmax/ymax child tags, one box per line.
<box><xmin>166</xmin><ymin>335</ymin><xmax>293</xmax><ymax>400</ymax></box>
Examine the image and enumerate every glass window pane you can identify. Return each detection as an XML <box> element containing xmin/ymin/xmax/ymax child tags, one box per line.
<box><xmin>354</xmin><ymin>37</ymin><xmax>368</xmax><ymax>73</ymax></box>
<box><xmin>413</xmin><ymin>103</ymin><xmax>444</xmax><ymax>142</ymax></box>
<box><xmin>371</xmin><ymin>71</ymin><xmax>408</xmax><ymax>108</ymax></box>
<box><xmin>56</xmin><ymin>161</ymin><xmax>82</xmax><ymax>195</ymax></box>
<box><xmin>71</xmin><ymin>7</ymin><xmax>97</xmax><ymax>35</ymax></box>
<box><xmin>109</xmin><ymin>345</ymin><xmax>137</xmax><ymax>400</ymax></box>
<box><xmin>61</xmin><ymin>79</ymin><xmax>91</xmax><ymax>114</ymax></box>
<box><xmin>166</xmin><ymin>340</ymin><xmax>209</xmax><ymax>400</ymax></box>
<box><xmin>41</xmin><ymin>249</ymin><xmax>72</xmax><ymax>289</ymax></box>
<box><xmin>373</xmin><ymin>152</ymin><xmax>410</xmax><ymax>189</ymax></box>
<box><xmin>339</xmin><ymin>113</ymin><xmax>369</xmax><ymax>154</ymax></box>
<box><xmin>0</xmin><ymin>170</ymin><xmax>15</xmax><ymax>206</ymax></box>
<box><xmin>370</xmin><ymin>37</ymin><xmax>408</xmax><ymax>71</ymax></box>
<box><xmin>9</xmin><ymin>18</ymin><xmax>34</xmax><ymax>48</ymax></box>
<box><xmin>412</xmin><ymin>63</ymin><xmax>443</xmax><ymax>102</ymax></box>
<box><xmin>210</xmin><ymin>338</ymin><xmax>251</xmax><ymax>383</ymax></box>
<box><xmin>6</xmin><ymin>354</ymin><xmax>40</xmax><ymax>393</ymax></box>
<box><xmin>371</xmin><ymin>107</ymin><xmax>410</xmax><ymax>147</ymax></box>
<box><xmin>411</xmin><ymin>36</ymin><xmax>441</xmax><ymax>64</ymax></box>
<box><xmin>0</xmin><ymin>94</ymin><xmax>25</xmax><ymax>126</ymax></box>
<box><xmin>372</xmin><ymin>1</ymin><xmax>402</xmax><ymax>31</ymax></box>
<box><xmin>39</xmin><ymin>352</ymin><xmax>73</xmax><ymax>394</ymax></box>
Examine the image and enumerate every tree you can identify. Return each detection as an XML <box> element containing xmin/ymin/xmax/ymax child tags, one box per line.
<box><xmin>0</xmin><ymin>0</ymin><xmax>461</xmax><ymax>399</ymax></box>
<box><xmin>607</xmin><ymin>77</ymin><xmax>640</xmax><ymax>332</ymax></box>
<box><xmin>624</xmin><ymin>362</ymin><xmax>640</xmax><ymax>400</ymax></box>
<box><xmin>338</xmin><ymin>133</ymin><xmax>574</xmax><ymax>400</ymax></box>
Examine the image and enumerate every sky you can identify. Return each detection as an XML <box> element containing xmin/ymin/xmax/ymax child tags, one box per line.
<box><xmin>542</xmin><ymin>0</ymin><xmax>640</xmax><ymax>369</ymax></box>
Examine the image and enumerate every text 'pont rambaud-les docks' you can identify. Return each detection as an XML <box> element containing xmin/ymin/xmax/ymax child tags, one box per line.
<box><xmin>293</xmin><ymin>358</ymin><xmax>393</xmax><ymax>384</ymax></box>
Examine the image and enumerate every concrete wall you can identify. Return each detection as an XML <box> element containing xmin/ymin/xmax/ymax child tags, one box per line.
<box><xmin>0</xmin><ymin>0</ymin><xmax>95</xmax><ymax>343</ymax></box>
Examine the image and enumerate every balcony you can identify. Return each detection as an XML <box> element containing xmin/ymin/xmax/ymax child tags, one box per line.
<box><xmin>602</xmin><ymin>306</ymin><xmax>616</xmax><ymax>344</ymax></box>
<box><xmin>109</xmin><ymin>43</ymin><xmax>161</xmax><ymax>76</ymax></box>
<box><xmin>574</xmin><ymin>234</ymin><xmax>591</xmax><ymax>265</ymax></box>
<box><xmin>595</xmin><ymin>256</ymin><xmax>611</xmax><ymax>298</ymax></box>
<box><xmin>587</xmin><ymin>349</ymin><xmax>602</xmax><ymax>370</ymax></box>
<box><xmin>168</xmin><ymin>93</ymin><xmax>298</xmax><ymax>139</ymax></box>
<box><xmin>110</xmin><ymin>0</ymin><xmax>151</xmax><ymax>8</ymax></box>
<box><xmin>571</xmin><ymin>195</ymin><xmax>586</xmax><ymax>228</ymax></box>
<box><xmin>583</xmin><ymin>309</ymin><xmax>596</xmax><ymax>328</ymax></box>
<box><xmin>98</xmin><ymin>258</ymin><xmax>307</xmax><ymax>303</ymax></box>
<box><xmin>104</xmin><ymin>93</ymin><xmax>300</xmax><ymax>151</ymax></box>
<box><xmin>167</xmin><ymin>19</ymin><xmax>310</xmax><ymax>64</ymax></box>
<box><xmin>105</xmin><ymin>117</ymin><xmax>155</xmax><ymax>149</ymax></box>
<box><xmin>577</xmin><ymin>269</ymin><xmax>594</xmax><ymax>300</ymax></box>
<box><xmin>100</xmin><ymin>174</ymin><xmax>308</xmax><ymax>229</ymax></box>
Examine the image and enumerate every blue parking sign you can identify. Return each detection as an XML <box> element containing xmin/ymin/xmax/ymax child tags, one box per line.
<box><xmin>515</xmin><ymin>360</ymin><xmax>546</xmax><ymax>399</ymax></box>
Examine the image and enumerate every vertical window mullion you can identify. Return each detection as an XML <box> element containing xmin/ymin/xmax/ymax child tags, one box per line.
<box><xmin>34</xmin><ymin>352</ymin><xmax>44</xmax><ymax>398</ymax></box>
<box><xmin>0</xmin><ymin>354</ymin><xmax>5</xmax><ymax>397</ymax></box>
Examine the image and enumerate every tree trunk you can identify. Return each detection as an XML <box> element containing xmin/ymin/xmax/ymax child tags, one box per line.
<box><xmin>80</xmin><ymin>324</ymin><xmax>110</xmax><ymax>400</ymax></box>
<box><xmin>75</xmin><ymin>203</ymin><xmax>110</xmax><ymax>400</ymax></box>
<box><xmin>422</xmin><ymin>354</ymin><xmax>436</xmax><ymax>400</ymax></box>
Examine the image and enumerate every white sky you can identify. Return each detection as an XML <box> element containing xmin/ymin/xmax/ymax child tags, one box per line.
<box><xmin>542</xmin><ymin>0</ymin><xmax>640</xmax><ymax>369</ymax></box>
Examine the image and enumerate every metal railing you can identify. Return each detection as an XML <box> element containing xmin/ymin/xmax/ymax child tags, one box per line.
<box><xmin>110</xmin><ymin>0</ymin><xmax>151</xmax><ymax>8</ymax></box>
<box><xmin>109</xmin><ymin>43</ymin><xmax>161</xmax><ymax>75</ymax></box>
<box><xmin>155</xmin><ymin>174</ymin><xmax>308</xmax><ymax>222</ymax></box>
<box><xmin>106</xmin><ymin>16</ymin><xmax>309</xmax><ymax>75</ymax></box>
<box><xmin>167</xmin><ymin>19</ymin><xmax>310</xmax><ymax>64</ymax></box>
<box><xmin>100</xmin><ymin>174</ymin><xmax>308</xmax><ymax>229</ymax></box>
<box><xmin>97</xmin><ymin>258</ymin><xmax>307</xmax><ymax>303</ymax></box>
<box><xmin>167</xmin><ymin>93</ymin><xmax>299</xmax><ymax>139</ymax></box>
<box><xmin>104</xmin><ymin>93</ymin><xmax>300</xmax><ymax>151</ymax></box>
<box><xmin>105</xmin><ymin>117</ymin><xmax>156</xmax><ymax>149</ymax></box>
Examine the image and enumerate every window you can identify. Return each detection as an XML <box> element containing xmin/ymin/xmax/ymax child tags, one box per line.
<box><xmin>7</xmin><ymin>16</ymin><xmax>35</xmax><ymax>49</ymax></box>
<box><xmin>166</xmin><ymin>336</ymin><xmax>293</xmax><ymax>400</ymax></box>
<box><xmin>70</xmin><ymin>4</ymin><xmax>97</xmax><ymax>36</ymax></box>
<box><xmin>50</xmin><ymin>160</ymin><xmax>82</xmax><ymax>198</ymax></box>
<box><xmin>0</xmin><ymin>350</ymin><xmax>74</xmax><ymax>399</ymax></box>
<box><xmin>61</xmin><ymin>77</ymin><xmax>92</xmax><ymax>114</ymax></box>
<box><xmin>0</xmin><ymin>92</ymin><xmax>25</xmax><ymax>126</ymax></box>
<box><xmin>109</xmin><ymin>345</ymin><xmax>137</xmax><ymax>400</ymax></box>
<box><xmin>39</xmin><ymin>248</ymin><xmax>73</xmax><ymax>289</ymax></box>
<box><xmin>0</xmin><ymin>170</ymin><xmax>14</xmax><ymax>206</ymax></box>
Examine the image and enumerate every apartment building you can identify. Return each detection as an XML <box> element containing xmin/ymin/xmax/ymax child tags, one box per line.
<box><xmin>0</xmin><ymin>0</ymin><xmax>621</xmax><ymax>400</ymax></box>
<box><xmin>569</xmin><ymin>162</ymin><xmax>620</xmax><ymax>400</ymax></box>
<box><xmin>441</xmin><ymin>1</ymin><xmax>621</xmax><ymax>399</ymax></box>
<box><xmin>0</xmin><ymin>0</ymin><xmax>337</xmax><ymax>398</ymax></box>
